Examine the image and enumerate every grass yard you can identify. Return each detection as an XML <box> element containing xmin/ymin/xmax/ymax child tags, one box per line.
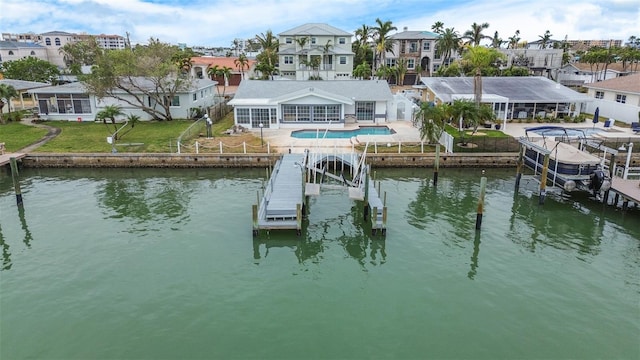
<box><xmin>0</xmin><ymin>122</ymin><xmax>48</xmax><ymax>152</ymax></box>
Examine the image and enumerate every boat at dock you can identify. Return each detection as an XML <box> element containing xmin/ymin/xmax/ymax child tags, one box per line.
<box><xmin>519</xmin><ymin>126</ymin><xmax>612</xmax><ymax>195</ymax></box>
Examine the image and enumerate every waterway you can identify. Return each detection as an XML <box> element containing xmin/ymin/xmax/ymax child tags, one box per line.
<box><xmin>1</xmin><ymin>167</ymin><xmax>638</xmax><ymax>359</ymax></box>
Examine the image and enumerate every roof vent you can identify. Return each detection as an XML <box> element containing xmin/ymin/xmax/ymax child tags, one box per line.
<box><xmin>403</xmin><ymin>27</ymin><xmax>408</xmax><ymax>31</ymax></box>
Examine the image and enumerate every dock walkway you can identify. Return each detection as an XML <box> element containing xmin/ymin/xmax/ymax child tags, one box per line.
<box><xmin>253</xmin><ymin>150</ymin><xmax>387</xmax><ymax>236</ymax></box>
<box><xmin>0</xmin><ymin>153</ymin><xmax>26</xmax><ymax>166</ymax></box>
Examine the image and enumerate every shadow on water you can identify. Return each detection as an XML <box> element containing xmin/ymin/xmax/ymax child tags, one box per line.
<box><xmin>0</xmin><ymin>205</ymin><xmax>33</xmax><ymax>271</ymax></box>
<box><xmin>253</xmin><ymin>204</ymin><xmax>386</xmax><ymax>268</ymax></box>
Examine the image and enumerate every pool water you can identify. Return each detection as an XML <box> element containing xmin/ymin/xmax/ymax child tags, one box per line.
<box><xmin>291</xmin><ymin>126</ymin><xmax>394</xmax><ymax>139</ymax></box>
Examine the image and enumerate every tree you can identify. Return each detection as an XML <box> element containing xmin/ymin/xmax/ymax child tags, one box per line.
<box><xmin>1</xmin><ymin>57</ymin><xmax>60</xmax><ymax>83</ymax></box>
<box><xmin>0</xmin><ymin>84</ymin><xmax>19</xmax><ymax>124</ymax></box>
<box><xmin>507</xmin><ymin>30</ymin><xmax>521</xmax><ymax>49</ymax></box>
<box><xmin>254</xmin><ymin>30</ymin><xmax>279</xmax><ymax>80</ymax></box>
<box><xmin>449</xmin><ymin>99</ymin><xmax>479</xmax><ymax>144</ymax></box>
<box><xmin>538</xmin><ymin>30</ymin><xmax>553</xmax><ymax>49</ymax></box>
<box><xmin>234</xmin><ymin>53</ymin><xmax>250</xmax><ymax>80</ymax></box>
<box><xmin>431</xmin><ymin>21</ymin><xmax>444</xmax><ymax>34</ymax></box>
<box><xmin>207</xmin><ymin>65</ymin><xmax>232</xmax><ymax>96</ymax></box>
<box><xmin>461</xmin><ymin>46</ymin><xmax>505</xmax><ymax>106</ymax></box>
<box><xmin>354</xmin><ymin>24</ymin><xmax>373</xmax><ymax>70</ymax></box>
<box><xmin>353</xmin><ymin>61</ymin><xmax>372</xmax><ymax>79</ymax></box>
<box><xmin>490</xmin><ymin>31</ymin><xmax>504</xmax><ymax>49</ymax></box>
<box><xmin>172</xmin><ymin>47</ymin><xmax>199</xmax><ymax>75</ymax></box>
<box><xmin>392</xmin><ymin>58</ymin><xmax>408</xmax><ymax>85</ymax></box>
<box><xmin>322</xmin><ymin>40</ymin><xmax>333</xmax><ymax>79</ymax></box>
<box><xmin>82</xmin><ymin>38</ymin><xmax>194</xmax><ymax>121</ymax></box>
<box><xmin>415</xmin><ymin>102</ymin><xmax>449</xmax><ymax>144</ymax></box>
<box><xmin>59</xmin><ymin>36</ymin><xmax>101</xmax><ymax>75</ymax></box>
<box><xmin>372</xmin><ymin>18</ymin><xmax>397</xmax><ymax>71</ymax></box>
<box><xmin>96</xmin><ymin>104</ymin><xmax>125</xmax><ymax>139</ymax></box>
<box><xmin>436</xmin><ymin>28</ymin><xmax>461</xmax><ymax>66</ymax></box>
<box><xmin>463</xmin><ymin>22</ymin><xmax>491</xmax><ymax>46</ymax></box>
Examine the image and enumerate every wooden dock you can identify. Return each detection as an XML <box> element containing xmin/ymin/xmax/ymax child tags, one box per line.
<box><xmin>609</xmin><ymin>177</ymin><xmax>640</xmax><ymax>207</ymax></box>
<box><xmin>0</xmin><ymin>153</ymin><xmax>26</xmax><ymax>167</ymax></box>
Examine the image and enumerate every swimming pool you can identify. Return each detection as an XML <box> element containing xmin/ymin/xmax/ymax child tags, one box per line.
<box><xmin>291</xmin><ymin>126</ymin><xmax>395</xmax><ymax>139</ymax></box>
<box><xmin>526</xmin><ymin>127</ymin><xmax>604</xmax><ymax>137</ymax></box>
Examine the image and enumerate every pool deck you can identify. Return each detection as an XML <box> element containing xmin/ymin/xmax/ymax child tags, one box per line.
<box><xmin>255</xmin><ymin>120</ymin><xmax>640</xmax><ymax>154</ymax></box>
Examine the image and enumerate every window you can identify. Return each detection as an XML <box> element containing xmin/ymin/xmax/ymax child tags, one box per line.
<box><xmin>36</xmin><ymin>93</ymin><xmax>91</xmax><ymax>114</ymax></box>
<box><xmin>595</xmin><ymin>91</ymin><xmax>604</xmax><ymax>99</ymax></box>
<box><xmin>311</xmin><ymin>37</ymin><xmax>316</xmax><ymax>45</ymax></box>
<box><xmin>284</xmin><ymin>56</ymin><xmax>294</xmax><ymax>64</ymax></box>
<box><xmin>285</xmin><ymin>37</ymin><xmax>292</xmax><ymax>44</ymax></box>
<box><xmin>281</xmin><ymin>104</ymin><xmax>340</xmax><ymax>122</ymax></box>
<box><xmin>30</xmin><ymin>51</ymin><xmax>36</xmax><ymax>55</ymax></box>
<box><xmin>193</xmin><ymin>93</ymin><xmax>197</xmax><ymax>101</ymax></box>
<box><xmin>407</xmin><ymin>59</ymin><xmax>415</xmax><ymax>69</ymax></box>
<box><xmin>236</xmin><ymin>108</ymin><xmax>250</xmax><ymax>124</ymax></box>
<box><xmin>409</xmin><ymin>41</ymin><xmax>418</xmax><ymax>53</ymax></box>
<box><xmin>8</xmin><ymin>51</ymin><xmax>14</xmax><ymax>55</ymax></box>
<box><xmin>616</xmin><ymin>94</ymin><xmax>626</xmax><ymax>103</ymax></box>
<box><xmin>338</xmin><ymin>37</ymin><xmax>346</xmax><ymax>45</ymax></box>
<box><xmin>55</xmin><ymin>38</ymin><xmax>61</xmax><ymax>46</ymax></box>
<box><xmin>355</xmin><ymin>101</ymin><xmax>375</xmax><ymax>121</ymax></box>
<box><xmin>165</xmin><ymin>95</ymin><xmax>180</xmax><ymax>106</ymax></box>
<box><xmin>423</xmin><ymin>41</ymin><xmax>430</xmax><ymax>51</ymax></box>
<box><xmin>45</xmin><ymin>38</ymin><xmax>51</xmax><ymax>45</ymax></box>
<box><xmin>251</xmin><ymin>108</ymin><xmax>271</xmax><ymax>128</ymax></box>
<box><xmin>385</xmin><ymin>58</ymin><xmax>396</xmax><ymax>67</ymax></box>
<box><xmin>339</xmin><ymin>56</ymin><xmax>347</xmax><ymax>65</ymax></box>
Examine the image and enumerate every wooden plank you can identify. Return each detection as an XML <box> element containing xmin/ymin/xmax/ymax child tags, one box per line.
<box><xmin>611</xmin><ymin>177</ymin><xmax>640</xmax><ymax>203</ymax></box>
<box><xmin>0</xmin><ymin>153</ymin><xmax>26</xmax><ymax>166</ymax></box>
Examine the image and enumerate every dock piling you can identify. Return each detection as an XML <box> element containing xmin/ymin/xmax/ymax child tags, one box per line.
<box><xmin>515</xmin><ymin>144</ymin><xmax>525</xmax><ymax>192</ymax></box>
<box><xmin>434</xmin><ymin>144</ymin><xmax>440</xmax><ymax>186</ymax></box>
<box><xmin>539</xmin><ymin>153</ymin><xmax>550</xmax><ymax>205</ymax></box>
<box><xmin>475</xmin><ymin>176</ymin><xmax>487</xmax><ymax>230</ymax></box>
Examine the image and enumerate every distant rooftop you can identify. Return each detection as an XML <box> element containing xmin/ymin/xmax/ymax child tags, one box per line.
<box><xmin>279</xmin><ymin>23</ymin><xmax>352</xmax><ymax>37</ymax></box>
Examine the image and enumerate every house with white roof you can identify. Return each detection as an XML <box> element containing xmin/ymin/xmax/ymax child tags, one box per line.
<box><xmin>583</xmin><ymin>73</ymin><xmax>640</xmax><ymax>124</ymax></box>
<box><xmin>0</xmin><ymin>79</ymin><xmax>50</xmax><ymax>113</ymax></box>
<box><xmin>417</xmin><ymin>76</ymin><xmax>592</xmax><ymax>128</ymax></box>
<box><xmin>228</xmin><ymin>80</ymin><xmax>394</xmax><ymax>129</ymax></box>
<box><xmin>278</xmin><ymin>23</ymin><xmax>354</xmax><ymax>81</ymax></box>
<box><xmin>27</xmin><ymin>78</ymin><xmax>218</xmax><ymax>121</ymax></box>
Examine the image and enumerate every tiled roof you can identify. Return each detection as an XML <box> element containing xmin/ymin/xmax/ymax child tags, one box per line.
<box><xmin>583</xmin><ymin>73</ymin><xmax>640</xmax><ymax>94</ymax></box>
<box><xmin>570</xmin><ymin>62</ymin><xmax>633</xmax><ymax>73</ymax></box>
<box><xmin>0</xmin><ymin>40</ymin><xmax>45</xmax><ymax>49</ymax></box>
<box><xmin>391</xmin><ymin>31</ymin><xmax>440</xmax><ymax>40</ymax></box>
<box><xmin>190</xmin><ymin>56</ymin><xmax>256</xmax><ymax>72</ymax></box>
<box><xmin>279</xmin><ymin>23</ymin><xmax>352</xmax><ymax>37</ymax></box>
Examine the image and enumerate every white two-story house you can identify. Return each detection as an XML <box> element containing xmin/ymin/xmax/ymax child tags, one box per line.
<box><xmin>278</xmin><ymin>23</ymin><xmax>354</xmax><ymax>80</ymax></box>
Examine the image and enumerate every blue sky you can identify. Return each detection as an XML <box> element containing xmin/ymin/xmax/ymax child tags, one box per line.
<box><xmin>2</xmin><ymin>0</ymin><xmax>639</xmax><ymax>47</ymax></box>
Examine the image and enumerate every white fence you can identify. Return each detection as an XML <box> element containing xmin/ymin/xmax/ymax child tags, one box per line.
<box><xmin>584</xmin><ymin>100</ymin><xmax>640</xmax><ymax>125</ymax></box>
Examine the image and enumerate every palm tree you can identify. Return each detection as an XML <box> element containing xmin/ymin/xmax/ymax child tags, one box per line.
<box><xmin>353</xmin><ymin>61</ymin><xmax>372</xmax><ymax>79</ymax></box>
<box><xmin>234</xmin><ymin>53</ymin><xmax>250</xmax><ymax>80</ymax></box>
<box><xmin>436</xmin><ymin>27</ymin><xmax>461</xmax><ymax>66</ymax></box>
<box><xmin>0</xmin><ymin>84</ymin><xmax>19</xmax><ymax>124</ymax></box>
<box><xmin>393</xmin><ymin>58</ymin><xmax>408</xmax><ymax>85</ymax></box>
<box><xmin>96</xmin><ymin>104</ymin><xmax>125</xmax><ymax>139</ymax></box>
<box><xmin>490</xmin><ymin>31</ymin><xmax>504</xmax><ymax>49</ymax></box>
<box><xmin>538</xmin><ymin>30</ymin><xmax>553</xmax><ymax>49</ymax></box>
<box><xmin>431</xmin><ymin>21</ymin><xmax>444</xmax><ymax>34</ymax></box>
<box><xmin>254</xmin><ymin>30</ymin><xmax>279</xmax><ymax>79</ymax></box>
<box><xmin>507</xmin><ymin>30</ymin><xmax>521</xmax><ymax>49</ymax></box>
<box><xmin>415</xmin><ymin>102</ymin><xmax>449</xmax><ymax>144</ymax></box>
<box><xmin>449</xmin><ymin>99</ymin><xmax>478</xmax><ymax>144</ymax></box>
<box><xmin>208</xmin><ymin>66</ymin><xmax>233</xmax><ymax>97</ymax></box>
<box><xmin>463</xmin><ymin>22</ymin><xmax>491</xmax><ymax>46</ymax></box>
<box><xmin>372</xmin><ymin>18</ymin><xmax>397</xmax><ymax>71</ymax></box>
<box><xmin>354</xmin><ymin>24</ymin><xmax>373</xmax><ymax>71</ymax></box>
<box><xmin>461</xmin><ymin>46</ymin><xmax>505</xmax><ymax>106</ymax></box>
<box><xmin>322</xmin><ymin>40</ymin><xmax>333</xmax><ymax>79</ymax></box>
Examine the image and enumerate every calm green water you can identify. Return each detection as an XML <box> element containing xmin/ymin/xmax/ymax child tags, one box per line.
<box><xmin>1</xmin><ymin>167</ymin><xmax>638</xmax><ymax>360</ymax></box>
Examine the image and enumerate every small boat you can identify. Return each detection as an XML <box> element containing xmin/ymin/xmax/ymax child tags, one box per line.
<box><xmin>520</xmin><ymin>126</ymin><xmax>611</xmax><ymax>194</ymax></box>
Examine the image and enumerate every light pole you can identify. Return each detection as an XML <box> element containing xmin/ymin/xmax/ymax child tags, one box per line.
<box><xmin>259</xmin><ymin>122</ymin><xmax>264</xmax><ymax>147</ymax></box>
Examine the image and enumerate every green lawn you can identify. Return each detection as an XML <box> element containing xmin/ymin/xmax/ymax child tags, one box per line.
<box><xmin>0</xmin><ymin>122</ymin><xmax>48</xmax><ymax>152</ymax></box>
<box><xmin>34</xmin><ymin>120</ymin><xmax>195</xmax><ymax>153</ymax></box>
<box><xmin>444</xmin><ymin>124</ymin><xmax>510</xmax><ymax>138</ymax></box>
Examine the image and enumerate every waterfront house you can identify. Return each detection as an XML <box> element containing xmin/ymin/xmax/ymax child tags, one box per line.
<box><xmin>583</xmin><ymin>73</ymin><xmax>640</xmax><ymax>124</ymax></box>
<box><xmin>227</xmin><ymin>80</ymin><xmax>393</xmax><ymax>129</ymax></box>
<box><xmin>385</xmin><ymin>28</ymin><xmax>445</xmax><ymax>83</ymax></box>
<box><xmin>277</xmin><ymin>23</ymin><xmax>354</xmax><ymax>81</ymax></box>
<box><xmin>417</xmin><ymin>76</ymin><xmax>591</xmax><ymax>126</ymax></box>
<box><xmin>28</xmin><ymin>78</ymin><xmax>218</xmax><ymax>121</ymax></box>
<box><xmin>190</xmin><ymin>56</ymin><xmax>257</xmax><ymax>86</ymax></box>
<box><xmin>0</xmin><ymin>79</ymin><xmax>50</xmax><ymax>113</ymax></box>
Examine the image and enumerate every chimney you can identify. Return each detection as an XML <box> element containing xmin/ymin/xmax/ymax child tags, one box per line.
<box><xmin>403</xmin><ymin>27</ymin><xmax>408</xmax><ymax>32</ymax></box>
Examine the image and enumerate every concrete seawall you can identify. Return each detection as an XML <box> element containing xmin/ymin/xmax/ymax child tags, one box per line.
<box><xmin>16</xmin><ymin>152</ymin><xmax>640</xmax><ymax>169</ymax></box>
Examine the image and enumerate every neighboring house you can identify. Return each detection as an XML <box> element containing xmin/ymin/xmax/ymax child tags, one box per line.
<box><xmin>417</xmin><ymin>76</ymin><xmax>591</xmax><ymax>126</ymax></box>
<box><xmin>557</xmin><ymin>62</ymin><xmax>637</xmax><ymax>86</ymax></box>
<box><xmin>0</xmin><ymin>41</ymin><xmax>49</xmax><ymax>65</ymax></box>
<box><xmin>228</xmin><ymin>80</ymin><xmax>393</xmax><ymax>129</ymax></box>
<box><xmin>278</xmin><ymin>23</ymin><xmax>354</xmax><ymax>80</ymax></box>
<box><xmin>498</xmin><ymin>48</ymin><xmax>563</xmax><ymax>77</ymax></box>
<box><xmin>36</xmin><ymin>31</ymin><xmax>76</xmax><ymax>68</ymax></box>
<box><xmin>27</xmin><ymin>78</ymin><xmax>218</xmax><ymax>121</ymax></box>
<box><xmin>190</xmin><ymin>56</ymin><xmax>257</xmax><ymax>87</ymax></box>
<box><xmin>583</xmin><ymin>73</ymin><xmax>640</xmax><ymax>124</ymax></box>
<box><xmin>0</xmin><ymin>79</ymin><xmax>50</xmax><ymax>113</ymax></box>
<box><xmin>386</xmin><ymin>28</ymin><xmax>443</xmax><ymax>83</ymax></box>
